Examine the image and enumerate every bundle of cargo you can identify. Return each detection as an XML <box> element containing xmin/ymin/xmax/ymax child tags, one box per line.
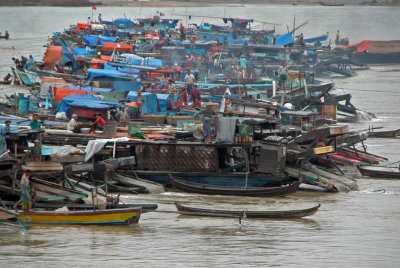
<box><xmin>143</xmin><ymin>114</ymin><xmax>166</xmax><ymax>125</ymax></box>
<box><xmin>166</xmin><ymin>115</ymin><xmax>195</xmax><ymax>126</ymax></box>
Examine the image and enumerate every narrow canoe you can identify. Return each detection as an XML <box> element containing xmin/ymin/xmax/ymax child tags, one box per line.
<box><xmin>14</xmin><ymin>207</ymin><xmax>142</xmax><ymax>225</ymax></box>
<box><xmin>169</xmin><ymin>177</ymin><xmax>300</xmax><ymax>197</ymax></box>
<box><xmin>175</xmin><ymin>202</ymin><xmax>320</xmax><ymax>218</ymax></box>
<box><xmin>357</xmin><ymin>165</ymin><xmax>400</xmax><ymax>179</ymax></box>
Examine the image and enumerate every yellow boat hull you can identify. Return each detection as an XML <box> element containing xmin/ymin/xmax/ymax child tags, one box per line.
<box><xmin>16</xmin><ymin>208</ymin><xmax>142</xmax><ymax>225</ymax></box>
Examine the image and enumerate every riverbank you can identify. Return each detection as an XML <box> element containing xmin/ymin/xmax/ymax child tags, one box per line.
<box><xmin>0</xmin><ymin>0</ymin><xmax>399</xmax><ymax>7</ymax></box>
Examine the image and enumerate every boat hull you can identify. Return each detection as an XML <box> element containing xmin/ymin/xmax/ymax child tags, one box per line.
<box><xmin>175</xmin><ymin>202</ymin><xmax>320</xmax><ymax>218</ymax></box>
<box><xmin>357</xmin><ymin>165</ymin><xmax>400</xmax><ymax>179</ymax></box>
<box><xmin>169</xmin><ymin>177</ymin><xmax>300</xmax><ymax>197</ymax></box>
<box><xmin>16</xmin><ymin>208</ymin><xmax>142</xmax><ymax>225</ymax></box>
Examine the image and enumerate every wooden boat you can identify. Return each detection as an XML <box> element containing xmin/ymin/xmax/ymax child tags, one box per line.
<box><xmin>320</xmin><ymin>2</ymin><xmax>344</xmax><ymax>6</ymax></box>
<box><xmin>357</xmin><ymin>165</ymin><xmax>400</xmax><ymax>179</ymax></box>
<box><xmin>169</xmin><ymin>177</ymin><xmax>300</xmax><ymax>197</ymax></box>
<box><xmin>368</xmin><ymin>129</ymin><xmax>400</xmax><ymax>138</ymax></box>
<box><xmin>13</xmin><ymin>207</ymin><xmax>142</xmax><ymax>225</ymax></box>
<box><xmin>175</xmin><ymin>202</ymin><xmax>320</xmax><ymax>218</ymax></box>
<box><xmin>0</xmin><ymin>207</ymin><xmax>17</xmax><ymax>221</ymax></box>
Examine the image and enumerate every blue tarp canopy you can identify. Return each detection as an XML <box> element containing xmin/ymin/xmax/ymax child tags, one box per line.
<box><xmin>276</xmin><ymin>32</ymin><xmax>293</xmax><ymax>46</ymax></box>
<box><xmin>82</xmin><ymin>35</ymin><xmax>117</xmax><ymax>46</ymax></box>
<box><xmin>113</xmin><ymin>18</ymin><xmax>137</xmax><ymax>28</ymax></box>
<box><xmin>54</xmin><ymin>95</ymin><xmax>100</xmax><ymax>114</ymax></box>
<box><xmin>70</xmin><ymin>47</ymin><xmax>95</xmax><ymax>56</ymax></box>
<box><xmin>103</xmin><ymin>62</ymin><xmax>141</xmax><ymax>75</ymax></box>
<box><xmin>68</xmin><ymin>98</ymin><xmax>119</xmax><ymax>110</ymax></box>
<box><xmin>126</xmin><ymin>92</ymin><xmax>162</xmax><ymax>114</ymax></box>
<box><xmin>85</xmin><ymin>68</ymin><xmax>138</xmax><ymax>85</ymax></box>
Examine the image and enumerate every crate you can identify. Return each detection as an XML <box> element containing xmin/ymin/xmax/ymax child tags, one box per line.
<box><xmin>143</xmin><ymin>114</ymin><xmax>166</xmax><ymax>125</ymax></box>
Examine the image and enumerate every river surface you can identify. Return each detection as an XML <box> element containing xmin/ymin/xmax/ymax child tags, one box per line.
<box><xmin>1</xmin><ymin>5</ymin><xmax>400</xmax><ymax>267</ymax></box>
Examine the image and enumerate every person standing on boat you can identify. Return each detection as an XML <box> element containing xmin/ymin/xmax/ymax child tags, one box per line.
<box><xmin>199</xmin><ymin>103</ymin><xmax>216</xmax><ymax>143</ymax></box>
<box><xmin>278</xmin><ymin>62</ymin><xmax>288</xmax><ymax>91</ymax></box>
<box><xmin>13</xmin><ymin>170</ymin><xmax>31</xmax><ymax>211</ymax></box>
<box><xmin>135</xmin><ymin>91</ymin><xmax>145</xmax><ymax>119</ymax></box>
<box><xmin>30</xmin><ymin>140</ymin><xmax>41</xmax><ymax>161</ymax></box>
<box><xmin>185</xmin><ymin>70</ymin><xmax>195</xmax><ymax>95</ymax></box>
<box><xmin>116</xmin><ymin>106</ymin><xmax>130</xmax><ymax>125</ymax></box>
<box><xmin>30</xmin><ymin>114</ymin><xmax>42</xmax><ymax>147</ymax></box>
<box><xmin>336</xmin><ymin>30</ymin><xmax>340</xmax><ymax>44</ymax></box>
<box><xmin>179</xmin><ymin>23</ymin><xmax>185</xmax><ymax>41</ymax></box>
<box><xmin>4</xmin><ymin>30</ymin><xmax>9</xmax><ymax>39</ymax></box>
<box><xmin>0</xmin><ymin>120</ymin><xmax>10</xmax><ymax>155</ymax></box>
<box><xmin>230</xmin><ymin>54</ymin><xmax>237</xmax><ymax>72</ymax></box>
<box><xmin>239</xmin><ymin>55</ymin><xmax>247</xmax><ymax>78</ymax></box>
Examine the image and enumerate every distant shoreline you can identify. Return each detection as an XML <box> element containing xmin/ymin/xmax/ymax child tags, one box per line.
<box><xmin>0</xmin><ymin>0</ymin><xmax>399</xmax><ymax>7</ymax></box>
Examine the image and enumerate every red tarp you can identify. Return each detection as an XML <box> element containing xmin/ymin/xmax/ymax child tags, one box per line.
<box><xmin>71</xmin><ymin>107</ymin><xmax>106</xmax><ymax>119</ymax></box>
<box><xmin>54</xmin><ymin>87</ymin><xmax>88</xmax><ymax>102</ymax></box>
<box><xmin>342</xmin><ymin>40</ymin><xmax>400</xmax><ymax>54</ymax></box>
<box><xmin>100</xmin><ymin>55</ymin><xmax>111</xmax><ymax>61</ymax></box>
<box><xmin>43</xmin><ymin>46</ymin><xmax>63</xmax><ymax>68</ymax></box>
<box><xmin>101</xmin><ymin>42</ymin><xmax>133</xmax><ymax>52</ymax></box>
<box><xmin>76</xmin><ymin>22</ymin><xmax>89</xmax><ymax>32</ymax></box>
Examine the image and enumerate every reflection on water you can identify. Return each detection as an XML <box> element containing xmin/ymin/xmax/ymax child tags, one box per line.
<box><xmin>0</xmin><ymin>5</ymin><xmax>400</xmax><ymax>267</ymax></box>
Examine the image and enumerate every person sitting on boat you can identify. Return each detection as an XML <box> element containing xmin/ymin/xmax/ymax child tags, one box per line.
<box><xmin>199</xmin><ymin>103</ymin><xmax>216</xmax><ymax>143</ymax></box>
<box><xmin>30</xmin><ymin>140</ymin><xmax>42</xmax><ymax>161</ymax></box>
<box><xmin>3</xmin><ymin>73</ymin><xmax>11</xmax><ymax>82</ymax></box>
<box><xmin>191</xmin><ymin>85</ymin><xmax>201</xmax><ymax>103</ymax></box>
<box><xmin>67</xmin><ymin>114</ymin><xmax>80</xmax><ymax>132</ymax></box>
<box><xmin>91</xmin><ymin>113</ymin><xmax>106</xmax><ymax>131</ymax></box>
<box><xmin>13</xmin><ymin>170</ymin><xmax>32</xmax><ymax>211</ymax></box>
<box><xmin>191</xmin><ymin>97</ymin><xmax>202</xmax><ymax>109</ymax></box>
<box><xmin>277</xmin><ymin>62</ymin><xmax>288</xmax><ymax>91</ymax></box>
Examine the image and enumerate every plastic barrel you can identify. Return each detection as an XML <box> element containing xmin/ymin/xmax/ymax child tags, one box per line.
<box><xmin>103</xmin><ymin>122</ymin><xmax>118</xmax><ymax>135</ymax></box>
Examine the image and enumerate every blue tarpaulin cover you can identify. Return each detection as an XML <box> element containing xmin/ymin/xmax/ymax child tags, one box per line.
<box><xmin>103</xmin><ymin>62</ymin><xmax>140</xmax><ymax>75</ymax></box>
<box><xmin>113</xmin><ymin>18</ymin><xmax>137</xmax><ymax>28</ymax></box>
<box><xmin>83</xmin><ymin>35</ymin><xmax>117</xmax><ymax>46</ymax></box>
<box><xmin>126</xmin><ymin>92</ymin><xmax>161</xmax><ymax>114</ymax></box>
<box><xmin>85</xmin><ymin>68</ymin><xmax>138</xmax><ymax>85</ymax></box>
<box><xmin>54</xmin><ymin>95</ymin><xmax>100</xmax><ymax>114</ymax></box>
<box><xmin>276</xmin><ymin>32</ymin><xmax>293</xmax><ymax>46</ymax></box>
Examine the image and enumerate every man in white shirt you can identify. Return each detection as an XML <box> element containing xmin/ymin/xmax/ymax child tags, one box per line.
<box><xmin>184</xmin><ymin>70</ymin><xmax>195</xmax><ymax>94</ymax></box>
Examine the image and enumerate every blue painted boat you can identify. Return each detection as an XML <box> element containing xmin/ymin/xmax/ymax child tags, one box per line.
<box><xmin>304</xmin><ymin>34</ymin><xmax>329</xmax><ymax>43</ymax></box>
<box><xmin>11</xmin><ymin>67</ymin><xmax>38</xmax><ymax>86</ymax></box>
